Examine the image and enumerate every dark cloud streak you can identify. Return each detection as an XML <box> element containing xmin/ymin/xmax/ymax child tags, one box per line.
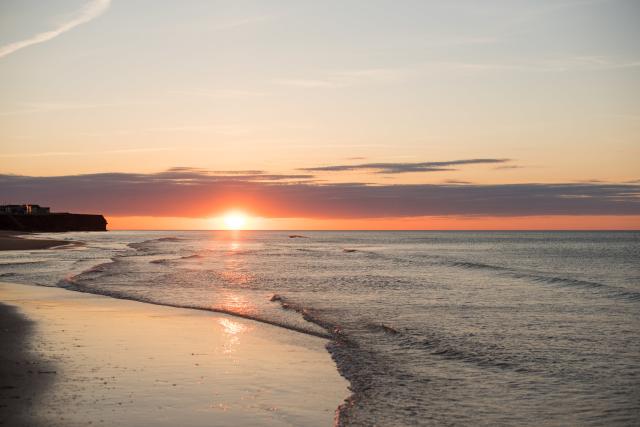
<box><xmin>299</xmin><ymin>158</ymin><xmax>510</xmax><ymax>174</ymax></box>
<box><xmin>1</xmin><ymin>170</ymin><xmax>639</xmax><ymax>219</ymax></box>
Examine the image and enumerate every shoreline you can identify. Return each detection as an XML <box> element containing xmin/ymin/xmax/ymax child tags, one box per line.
<box><xmin>0</xmin><ymin>281</ymin><xmax>349</xmax><ymax>426</ymax></box>
<box><xmin>0</xmin><ymin>231</ymin><xmax>74</xmax><ymax>251</ymax></box>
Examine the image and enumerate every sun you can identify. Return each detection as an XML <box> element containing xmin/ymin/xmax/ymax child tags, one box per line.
<box><xmin>223</xmin><ymin>211</ymin><xmax>247</xmax><ymax>230</ymax></box>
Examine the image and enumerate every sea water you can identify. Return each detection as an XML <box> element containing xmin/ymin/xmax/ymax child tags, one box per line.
<box><xmin>1</xmin><ymin>231</ymin><xmax>639</xmax><ymax>425</ymax></box>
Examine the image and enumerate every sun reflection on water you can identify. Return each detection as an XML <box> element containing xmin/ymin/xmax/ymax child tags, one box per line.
<box><xmin>218</xmin><ymin>318</ymin><xmax>248</xmax><ymax>354</ymax></box>
<box><xmin>218</xmin><ymin>318</ymin><xmax>246</xmax><ymax>335</ymax></box>
<box><xmin>218</xmin><ymin>291</ymin><xmax>255</xmax><ymax>315</ymax></box>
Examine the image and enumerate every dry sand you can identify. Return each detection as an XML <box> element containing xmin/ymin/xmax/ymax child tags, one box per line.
<box><xmin>0</xmin><ymin>231</ymin><xmax>72</xmax><ymax>251</ymax></box>
<box><xmin>0</xmin><ymin>282</ymin><xmax>349</xmax><ymax>427</ymax></box>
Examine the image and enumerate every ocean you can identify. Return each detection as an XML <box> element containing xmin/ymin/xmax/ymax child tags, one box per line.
<box><xmin>1</xmin><ymin>231</ymin><xmax>639</xmax><ymax>425</ymax></box>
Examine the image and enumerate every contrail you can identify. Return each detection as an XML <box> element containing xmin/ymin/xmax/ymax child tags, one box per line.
<box><xmin>0</xmin><ymin>0</ymin><xmax>111</xmax><ymax>59</ymax></box>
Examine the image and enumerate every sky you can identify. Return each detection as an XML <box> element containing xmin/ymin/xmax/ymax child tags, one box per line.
<box><xmin>0</xmin><ymin>0</ymin><xmax>639</xmax><ymax>229</ymax></box>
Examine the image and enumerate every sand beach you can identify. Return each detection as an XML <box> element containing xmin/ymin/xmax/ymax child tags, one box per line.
<box><xmin>0</xmin><ymin>281</ymin><xmax>348</xmax><ymax>426</ymax></box>
<box><xmin>0</xmin><ymin>231</ymin><xmax>71</xmax><ymax>251</ymax></box>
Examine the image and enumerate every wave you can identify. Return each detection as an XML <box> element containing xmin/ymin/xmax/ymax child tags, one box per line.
<box><xmin>340</xmin><ymin>249</ymin><xmax>640</xmax><ymax>302</ymax></box>
<box><xmin>270</xmin><ymin>294</ymin><xmax>350</xmax><ymax>341</ymax></box>
<box><xmin>66</xmin><ymin>259</ymin><xmax>122</xmax><ymax>282</ymax></box>
<box><xmin>154</xmin><ymin>237</ymin><xmax>185</xmax><ymax>242</ymax></box>
<box><xmin>127</xmin><ymin>236</ymin><xmax>187</xmax><ymax>251</ymax></box>
<box><xmin>398</xmin><ymin>331</ymin><xmax>528</xmax><ymax>372</ymax></box>
<box><xmin>360</xmin><ymin>320</ymin><xmax>533</xmax><ymax>373</ymax></box>
<box><xmin>83</xmin><ymin>259</ymin><xmax>118</xmax><ymax>273</ymax></box>
<box><xmin>149</xmin><ymin>254</ymin><xmax>204</xmax><ymax>265</ymax></box>
<box><xmin>447</xmin><ymin>259</ymin><xmax>640</xmax><ymax>301</ymax></box>
<box><xmin>56</xmin><ymin>277</ymin><xmax>331</xmax><ymax>340</ymax></box>
<box><xmin>0</xmin><ymin>260</ymin><xmax>45</xmax><ymax>267</ymax></box>
<box><xmin>298</xmin><ymin>302</ymin><xmax>536</xmax><ymax>424</ymax></box>
<box><xmin>450</xmin><ymin>260</ymin><xmax>509</xmax><ymax>272</ymax></box>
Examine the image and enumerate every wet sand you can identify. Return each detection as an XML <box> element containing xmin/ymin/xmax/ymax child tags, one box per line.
<box><xmin>0</xmin><ymin>231</ymin><xmax>71</xmax><ymax>251</ymax></box>
<box><xmin>0</xmin><ymin>282</ymin><xmax>349</xmax><ymax>426</ymax></box>
<box><xmin>0</xmin><ymin>301</ymin><xmax>56</xmax><ymax>426</ymax></box>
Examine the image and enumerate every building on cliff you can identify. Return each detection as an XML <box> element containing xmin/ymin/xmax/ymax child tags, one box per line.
<box><xmin>0</xmin><ymin>204</ymin><xmax>107</xmax><ymax>232</ymax></box>
<box><xmin>0</xmin><ymin>204</ymin><xmax>50</xmax><ymax>215</ymax></box>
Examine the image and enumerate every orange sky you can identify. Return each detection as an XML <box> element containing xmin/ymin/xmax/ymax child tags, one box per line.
<box><xmin>107</xmin><ymin>215</ymin><xmax>640</xmax><ymax>231</ymax></box>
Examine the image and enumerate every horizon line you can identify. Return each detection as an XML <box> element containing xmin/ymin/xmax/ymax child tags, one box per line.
<box><xmin>102</xmin><ymin>228</ymin><xmax>640</xmax><ymax>232</ymax></box>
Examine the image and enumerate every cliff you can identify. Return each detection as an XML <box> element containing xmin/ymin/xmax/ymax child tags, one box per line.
<box><xmin>0</xmin><ymin>213</ymin><xmax>107</xmax><ymax>232</ymax></box>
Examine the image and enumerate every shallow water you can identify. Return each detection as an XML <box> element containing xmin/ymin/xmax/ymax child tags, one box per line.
<box><xmin>2</xmin><ymin>230</ymin><xmax>639</xmax><ymax>425</ymax></box>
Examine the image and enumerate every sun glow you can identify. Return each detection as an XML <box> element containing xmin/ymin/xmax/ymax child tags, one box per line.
<box><xmin>222</xmin><ymin>211</ymin><xmax>247</xmax><ymax>230</ymax></box>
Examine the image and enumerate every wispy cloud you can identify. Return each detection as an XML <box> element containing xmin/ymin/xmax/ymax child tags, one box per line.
<box><xmin>494</xmin><ymin>165</ymin><xmax>524</xmax><ymax>170</ymax></box>
<box><xmin>299</xmin><ymin>159</ymin><xmax>511</xmax><ymax>174</ymax></box>
<box><xmin>0</xmin><ymin>0</ymin><xmax>110</xmax><ymax>59</ymax></box>
<box><xmin>444</xmin><ymin>179</ymin><xmax>473</xmax><ymax>184</ymax></box>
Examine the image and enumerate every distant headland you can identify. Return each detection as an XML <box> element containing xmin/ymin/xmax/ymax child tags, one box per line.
<box><xmin>0</xmin><ymin>204</ymin><xmax>107</xmax><ymax>232</ymax></box>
